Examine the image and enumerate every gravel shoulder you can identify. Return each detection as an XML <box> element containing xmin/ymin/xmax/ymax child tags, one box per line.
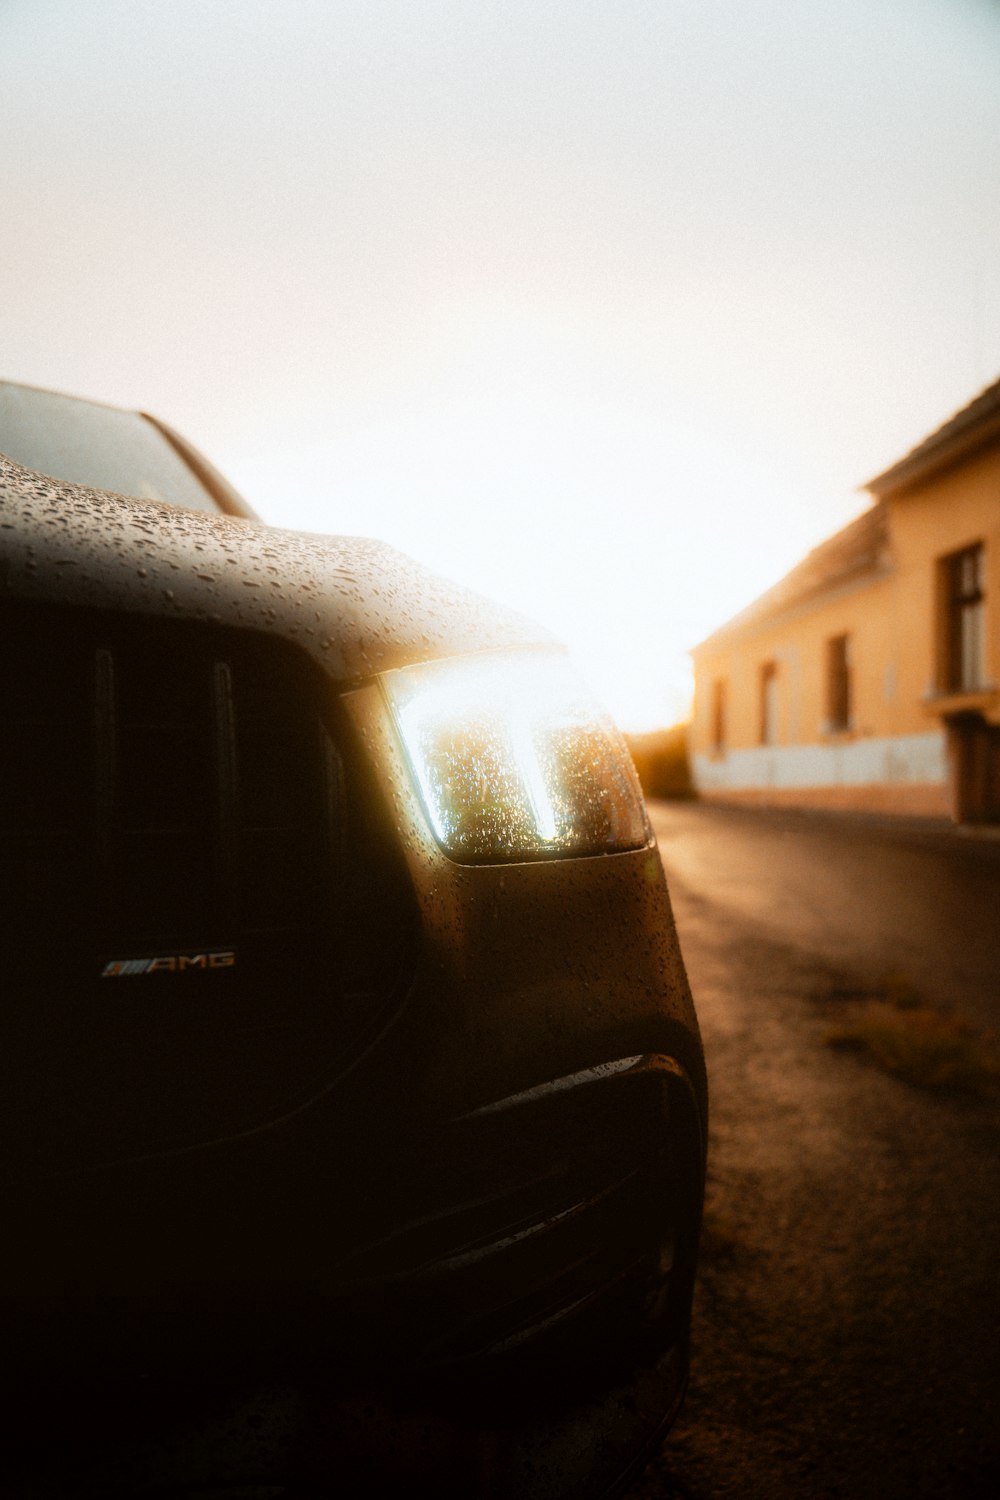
<box><xmin>628</xmin><ymin>802</ymin><xmax>1000</xmax><ymax>1500</ymax></box>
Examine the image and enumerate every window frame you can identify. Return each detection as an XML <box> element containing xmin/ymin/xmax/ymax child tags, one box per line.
<box><xmin>939</xmin><ymin>543</ymin><xmax>986</xmax><ymax>694</ymax></box>
<box><xmin>759</xmin><ymin>660</ymin><xmax>778</xmax><ymax>747</ymax></box>
<box><xmin>710</xmin><ymin>677</ymin><xmax>727</xmax><ymax>756</ymax></box>
<box><xmin>825</xmin><ymin>633</ymin><xmax>852</xmax><ymax>733</ymax></box>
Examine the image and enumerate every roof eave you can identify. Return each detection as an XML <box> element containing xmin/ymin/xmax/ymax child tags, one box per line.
<box><xmin>864</xmin><ymin>388</ymin><xmax>1000</xmax><ymax>499</ymax></box>
<box><xmin>690</xmin><ymin>558</ymin><xmax>891</xmax><ymax>658</ymax></box>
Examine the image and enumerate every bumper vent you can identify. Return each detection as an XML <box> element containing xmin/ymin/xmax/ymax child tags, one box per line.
<box><xmin>317</xmin><ymin>1056</ymin><xmax>702</xmax><ymax>1407</ymax></box>
<box><xmin>0</xmin><ymin>599</ymin><xmax>416</xmax><ymax>1166</ymax></box>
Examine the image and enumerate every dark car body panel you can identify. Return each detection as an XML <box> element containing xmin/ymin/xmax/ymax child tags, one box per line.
<box><xmin>0</xmin><ymin>419</ymin><xmax>705</xmax><ymax>1498</ymax></box>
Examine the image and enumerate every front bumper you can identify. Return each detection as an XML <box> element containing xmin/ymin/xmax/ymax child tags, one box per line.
<box><xmin>23</xmin><ymin>1051</ymin><xmax>701</xmax><ymax>1500</ymax></box>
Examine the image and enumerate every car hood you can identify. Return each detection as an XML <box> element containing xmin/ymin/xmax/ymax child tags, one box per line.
<box><xmin>0</xmin><ymin>457</ymin><xmax>552</xmax><ymax>680</ymax></box>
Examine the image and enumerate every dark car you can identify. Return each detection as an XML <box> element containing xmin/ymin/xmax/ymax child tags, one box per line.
<box><xmin>0</xmin><ymin>380</ymin><xmax>706</xmax><ymax>1499</ymax></box>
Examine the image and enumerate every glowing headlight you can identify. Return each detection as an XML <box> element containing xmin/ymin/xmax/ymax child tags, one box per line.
<box><xmin>383</xmin><ymin>650</ymin><xmax>650</xmax><ymax>862</ymax></box>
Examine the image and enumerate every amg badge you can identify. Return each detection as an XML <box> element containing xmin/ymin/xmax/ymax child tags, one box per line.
<box><xmin>101</xmin><ymin>950</ymin><xmax>236</xmax><ymax>977</ymax></box>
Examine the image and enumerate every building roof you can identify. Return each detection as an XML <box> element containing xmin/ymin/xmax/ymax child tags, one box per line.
<box><xmin>692</xmin><ymin>503</ymin><xmax>890</xmax><ymax>656</ymax></box>
<box><xmin>865</xmin><ymin>373</ymin><xmax>1000</xmax><ymax>499</ymax></box>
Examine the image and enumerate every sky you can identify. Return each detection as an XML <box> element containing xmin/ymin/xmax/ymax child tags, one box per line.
<box><xmin>3</xmin><ymin>0</ymin><xmax>1000</xmax><ymax>730</ymax></box>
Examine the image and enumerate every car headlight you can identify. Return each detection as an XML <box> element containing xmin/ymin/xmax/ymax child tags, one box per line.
<box><xmin>383</xmin><ymin>649</ymin><xmax>650</xmax><ymax>863</ymax></box>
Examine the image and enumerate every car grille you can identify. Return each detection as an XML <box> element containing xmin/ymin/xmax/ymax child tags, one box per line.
<box><xmin>0</xmin><ymin>598</ymin><xmax>417</xmax><ymax>1168</ymax></box>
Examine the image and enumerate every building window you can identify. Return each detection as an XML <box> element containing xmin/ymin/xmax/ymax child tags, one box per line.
<box><xmin>826</xmin><ymin>634</ymin><xmax>851</xmax><ymax>731</ymax></box>
<box><xmin>759</xmin><ymin>661</ymin><xmax>778</xmax><ymax>746</ymax></box>
<box><xmin>941</xmin><ymin>543</ymin><xmax>985</xmax><ymax>692</ymax></box>
<box><xmin>711</xmin><ymin>678</ymin><xmax>727</xmax><ymax>754</ymax></box>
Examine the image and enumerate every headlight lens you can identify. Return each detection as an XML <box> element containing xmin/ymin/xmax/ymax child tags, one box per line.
<box><xmin>383</xmin><ymin>650</ymin><xmax>650</xmax><ymax>862</ymax></box>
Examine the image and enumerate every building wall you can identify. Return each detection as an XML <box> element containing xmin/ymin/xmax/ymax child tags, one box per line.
<box><xmin>690</xmin><ymin>434</ymin><xmax>1000</xmax><ymax>818</ymax></box>
<box><xmin>886</xmin><ymin>442</ymin><xmax>1000</xmax><ymax>725</ymax></box>
<box><xmin>690</xmin><ymin>565</ymin><xmax>951</xmax><ymax>814</ymax></box>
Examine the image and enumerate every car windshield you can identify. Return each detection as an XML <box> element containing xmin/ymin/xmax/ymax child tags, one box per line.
<box><xmin>0</xmin><ymin>382</ymin><xmax>227</xmax><ymax>514</ymax></box>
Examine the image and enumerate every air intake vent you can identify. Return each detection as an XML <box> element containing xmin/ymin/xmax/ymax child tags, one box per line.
<box><xmin>316</xmin><ymin>1057</ymin><xmax>702</xmax><ymax>1407</ymax></box>
<box><xmin>0</xmin><ymin>600</ymin><xmax>416</xmax><ymax>1167</ymax></box>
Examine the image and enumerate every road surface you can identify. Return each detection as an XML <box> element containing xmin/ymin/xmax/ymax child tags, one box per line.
<box><xmin>630</xmin><ymin>801</ymin><xmax>1000</xmax><ymax>1500</ymax></box>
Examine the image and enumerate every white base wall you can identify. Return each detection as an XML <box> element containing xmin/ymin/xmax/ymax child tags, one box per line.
<box><xmin>693</xmin><ymin>731</ymin><xmax>946</xmax><ymax>793</ymax></box>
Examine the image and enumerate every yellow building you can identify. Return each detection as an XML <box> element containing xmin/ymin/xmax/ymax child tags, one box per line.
<box><xmin>690</xmin><ymin>377</ymin><xmax>1000</xmax><ymax>822</ymax></box>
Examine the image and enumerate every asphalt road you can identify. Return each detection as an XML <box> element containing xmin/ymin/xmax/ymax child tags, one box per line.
<box><xmin>629</xmin><ymin>801</ymin><xmax>1000</xmax><ymax>1500</ymax></box>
